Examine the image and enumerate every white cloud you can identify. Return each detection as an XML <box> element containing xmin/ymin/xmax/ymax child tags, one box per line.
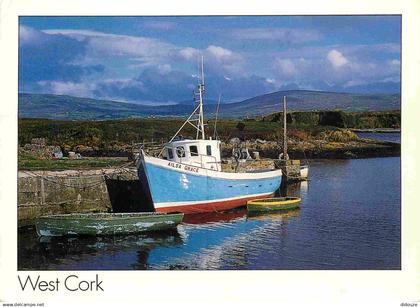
<box><xmin>41</xmin><ymin>29</ymin><xmax>246</xmax><ymax>77</ymax></box>
<box><xmin>26</xmin><ymin>25</ymin><xmax>399</xmax><ymax>99</ymax></box>
<box><xmin>42</xmin><ymin>29</ymin><xmax>107</xmax><ymax>41</ymax></box>
<box><xmin>203</xmin><ymin>45</ymin><xmax>245</xmax><ymax>75</ymax></box>
<box><xmin>157</xmin><ymin>64</ymin><xmax>172</xmax><ymax>74</ymax></box>
<box><xmin>343</xmin><ymin>80</ymin><xmax>364</xmax><ymax>87</ymax></box>
<box><xmin>179</xmin><ymin>47</ymin><xmax>200</xmax><ymax>60</ymax></box>
<box><xmin>206</xmin><ymin>45</ymin><xmax>233</xmax><ymax>60</ymax></box>
<box><xmin>275</xmin><ymin>59</ymin><xmax>298</xmax><ymax>76</ymax></box>
<box><xmin>327</xmin><ymin>49</ymin><xmax>349</xmax><ymax>69</ymax></box>
<box><xmin>100</xmin><ymin>78</ymin><xmax>146</xmax><ymax>91</ymax></box>
<box><xmin>271</xmin><ymin>43</ymin><xmax>400</xmax><ymax>77</ymax></box>
<box><xmin>20</xmin><ymin>25</ymin><xmax>43</xmax><ymax>45</ymax></box>
<box><xmin>267</xmin><ymin>44</ymin><xmax>400</xmax><ymax>90</ymax></box>
<box><xmin>42</xmin><ymin>29</ymin><xmax>176</xmax><ymax>60</ymax></box>
<box><xmin>37</xmin><ymin>81</ymin><xmax>96</xmax><ymax>97</ymax></box>
<box><xmin>230</xmin><ymin>27</ymin><xmax>322</xmax><ymax>43</ymax></box>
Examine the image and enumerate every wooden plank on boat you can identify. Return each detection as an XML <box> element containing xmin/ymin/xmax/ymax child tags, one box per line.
<box><xmin>35</xmin><ymin>212</ymin><xmax>184</xmax><ymax>237</ymax></box>
<box><xmin>247</xmin><ymin>197</ymin><xmax>301</xmax><ymax>212</ymax></box>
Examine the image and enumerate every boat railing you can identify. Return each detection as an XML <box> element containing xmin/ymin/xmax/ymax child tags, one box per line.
<box><xmin>163</xmin><ymin>145</ymin><xmax>220</xmax><ymax>171</ymax></box>
<box><xmin>134</xmin><ymin>141</ymin><xmax>165</xmax><ymax>157</ymax></box>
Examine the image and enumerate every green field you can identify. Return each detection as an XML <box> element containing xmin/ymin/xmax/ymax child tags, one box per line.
<box><xmin>19</xmin><ymin>155</ymin><xmax>130</xmax><ymax>170</ymax></box>
<box><xmin>18</xmin><ymin>117</ymin><xmax>283</xmax><ymax>150</ymax></box>
<box><xmin>19</xmin><ymin>110</ymin><xmax>400</xmax><ymax>148</ymax></box>
<box><xmin>18</xmin><ymin>110</ymin><xmax>400</xmax><ymax>169</ymax></box>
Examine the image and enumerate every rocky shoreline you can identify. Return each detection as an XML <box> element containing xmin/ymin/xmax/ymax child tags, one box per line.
<box><xmin>18</xmin><ymin>127</ymin><xmax>401</xmax><ymax>172</ymax></box>
<box><xmin>351</xmin><ymin>128</ymin><xmax>401</xmax><ymax>133</ymax></box>
<box><xmin>221</xmin><ymin>138</ymin><xmax>400</xmax><ymax>160</ymax></box>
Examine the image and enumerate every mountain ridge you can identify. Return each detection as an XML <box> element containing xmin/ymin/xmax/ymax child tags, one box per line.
<box><xmin>18</xmin><ymin>90</ymin><xmax>401</xmax><ymax>120</ymax></box>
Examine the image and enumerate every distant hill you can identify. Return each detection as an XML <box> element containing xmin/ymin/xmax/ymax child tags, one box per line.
<box><xmin>19</xmin><ymin>90</ymin><xmax>400</xmax><ymax>120</ymax></box>
<box><xmin>220</xmin><ymin>90</ymin><xmax>400</xmax><ymax>117</ymax></box>
<box><xmin>177</xmin><ymin>98</ymin><xmax>219</xmax><ymax>105</ymax></box>
<box><xmin>18</xmin><ymin>93</ymin><xmax>192</xmax><ymax>120</ymax></box>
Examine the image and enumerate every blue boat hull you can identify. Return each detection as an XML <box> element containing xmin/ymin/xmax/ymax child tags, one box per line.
<box><xmin>138</xmin><ymin>155</ymin><xmax>282</xmax><ymax>214</ymax></box>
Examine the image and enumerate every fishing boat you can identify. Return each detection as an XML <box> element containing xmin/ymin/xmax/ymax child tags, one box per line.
<box><xmin>35</xmin><ymin>212</ymin><xmax>184</xmax><ymax>237</ymax></box>
<box><xmin>247</xmin><ymin>197</ymin><xmax>301</xmax><ymax>212</ymax></box>
<box><xmin>137</xmin><ymin>58</ymin><xmax>282</xmax><ymax>214</ymax></box>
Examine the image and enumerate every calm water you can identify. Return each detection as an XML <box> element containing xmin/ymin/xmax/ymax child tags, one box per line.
<box><xmin>356</xmin><ymin>132</ymin><xmax>401</xmax><ymax>143</ymax></box>
<box><xmin>18</xmin><ymin>157</ymin><xmax>400</xmax><ymax>270</ymax></box>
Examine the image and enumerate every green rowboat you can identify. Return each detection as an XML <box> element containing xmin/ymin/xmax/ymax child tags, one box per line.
<box><xmin>35</xmin><ymin>212</ymin><xmax>184</xmax><ymax>237</ymax></box>
<box><xmin>247</xmin><ymin>197</ymin><xmax>301</xmax><ymax>212</ymax></box>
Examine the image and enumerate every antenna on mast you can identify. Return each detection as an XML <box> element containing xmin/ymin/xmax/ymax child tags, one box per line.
<box><xmin>283</xmin><ymin>96</ymin><xmax>288</xmax><ymax>160</ymax></box>
<box><xmin>201</xmin><ymin>55</ymin><xmax>205</xmax><ymax>86</ymax></box>
<box><xmin>196</xmin><ymin>56</ymin><xmax>205</xmax><ymax>139</ymax></box>
<box><xmin>192</xmin><ymin>55</ymin><xmax>206</xmax><ymax>140</ymax></box>
<box><xmin>159</xmin><ymin>56</ymin><xmax>206</xmax><ymax>156</ymax></box>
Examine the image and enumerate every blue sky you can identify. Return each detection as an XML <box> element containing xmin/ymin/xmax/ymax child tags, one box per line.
<box><xmin>19</xmin><ymin>16</ymin><xmax>401</xmax><ymax>104</ymax></box>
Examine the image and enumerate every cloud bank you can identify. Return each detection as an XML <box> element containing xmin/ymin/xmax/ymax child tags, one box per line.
<box><xmin>19</xmin><ymin>18</ymin><xmax>401</xmax><ymax>104</ymax></box>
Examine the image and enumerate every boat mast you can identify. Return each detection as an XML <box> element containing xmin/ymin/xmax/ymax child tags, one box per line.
<box><xmin>196</xmin><ymin>56</ymin><xmax>205</xmax><ymax>140</ymax></box>
<box><xmin>160</xmin><ymin>56</ymin><xmax>206</xmax><ymax>154</ymax></box>
<box><xmin>283</xmin><ymin>96</ymin><xmax>288</xmax><ymax>160</ymax></box>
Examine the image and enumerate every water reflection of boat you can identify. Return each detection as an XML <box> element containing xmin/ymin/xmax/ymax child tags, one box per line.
<box><xmin>18</xmin><ymin>228</ymin><xmax>184</xmax><ymax>270</ymax></box>
<box><xmin>19</xmin><ymin>205</ymin><xmax>302</xmax><ymax>270</ymax></box>
<box><xmin>156</xmin><ymin>208</ymin><xmax>301</xmax><ymax>269</ymax></box>
<box><xmin>182</xmin><ymin>208</ymin><xmax>247</xmax><ymax>224</ymax></box>
<box><xmin>38</xmin><ymin>230</ymin><xmax>183</xmax><ymax>250</ymax></box>
<box><xmin>247</xmin><ymin>208</ymin><xmax>301</xmax><ymax>221</ymax></box>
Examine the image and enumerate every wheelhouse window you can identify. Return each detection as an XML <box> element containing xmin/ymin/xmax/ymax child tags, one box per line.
<box><xmin>206</xmin><ymin>145</ymin><xmax>212</xmax><ymax>156</ymax></box>
<box><xmin>176</xmin><ymin>146</ymin><xmax>185</xmax><ymax>158</ymax></box>
<box><xmin>189</xmin><ymin>145</ymin><xmax>198</xmax><ymax>157</ymax></box>
<box><xmin>167</xmin><ymin>148</ymin><xmax>174</xmax><ymax>159</ymax></box>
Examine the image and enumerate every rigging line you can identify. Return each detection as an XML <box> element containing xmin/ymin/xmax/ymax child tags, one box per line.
<box><xmin>187</xmin><ymin>120</ymin><xmax>202</xmax><ymax>131</ymax></box>
<box><xmin>158</xmin><ymin>103</ymin><xmax>201</xmax><ymax>157</ymax></box>
<box><xmin>213</xmin><ymin>94</ymin><xmax>222</xmax><ymax>139</ymax></box>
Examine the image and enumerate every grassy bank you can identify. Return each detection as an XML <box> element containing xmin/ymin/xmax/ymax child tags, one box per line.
<box><xmin>19</xmin><ymin>155</ymin><xmax>130</xmax><ymax>170</ymax></box>
<box><xmin>18</xmin><ymin>110</ymin><xmax>400</xmax><ymax>169</ymax></box>
<box><xmin>18</xmin><ymin>117</ymin><xmax>282</xmax><ymax>154</ymax></box>
<box><xmin>19</xmin><ymin>110</ymin><xmax>400</xmax><ymax>148</ymax></box>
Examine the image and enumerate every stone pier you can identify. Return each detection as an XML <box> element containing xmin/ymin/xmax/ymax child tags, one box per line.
<box><xmin>18</xmin><ymin>168</ymin><xmax>151</xmax><ymax>226</ymax></box>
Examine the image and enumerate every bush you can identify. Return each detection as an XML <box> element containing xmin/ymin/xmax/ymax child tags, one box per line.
<box><xmin>319</xmin><ymin>129</ymin><xmax>359</xmax><ymax>142</ymax></box>
<box><xmin>289</xmin><ymin>129</ymin><xmax>310</xmax><ymax>141</ymax></box>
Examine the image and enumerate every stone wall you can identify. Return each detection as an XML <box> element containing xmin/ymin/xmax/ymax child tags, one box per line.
<box><xmin>18</xmin><ymin>168</ymin><xmax>149</xmax><ymax>225</ymax></box>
